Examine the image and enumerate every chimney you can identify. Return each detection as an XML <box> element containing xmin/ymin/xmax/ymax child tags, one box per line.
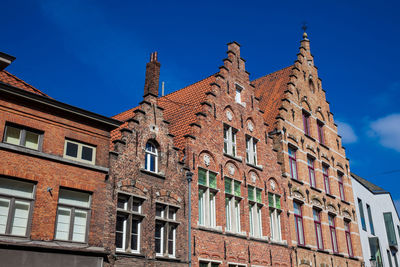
<box><xmin>0</xmin><ymin>52</ymin><xmax>16</xmax><ymax>71</ymax></box>
<box><xmin>143</xmin><ymin>52</ymin><xmax>161</xmax><ymax>98</ymax></box>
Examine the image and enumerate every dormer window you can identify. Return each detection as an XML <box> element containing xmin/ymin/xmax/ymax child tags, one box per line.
<box><xmin>145</xmin><ymin>142</ymin><xmax>158</xmax><ymax>173</ymax></box>
<box><xmin>235</xmin><ymin>84</ymin><xmax>242</xmax><ymax>103</ymax></box>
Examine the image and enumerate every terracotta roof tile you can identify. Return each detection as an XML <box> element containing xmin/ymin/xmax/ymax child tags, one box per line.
<box><xmin>252</xmin><ymin>66</ymin><xmax>293</xmax><ymax>131</ymax></box>
<box><xmin>0</xmin><ymin>70</ymin><xmax>49</xmax><ymax>97</ymax></box>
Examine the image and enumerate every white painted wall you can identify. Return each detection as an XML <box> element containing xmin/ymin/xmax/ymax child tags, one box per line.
<box><xmin>352</xmin><ymin>176</ymin><xmax>400</xmax><ymax>267</ymax></box>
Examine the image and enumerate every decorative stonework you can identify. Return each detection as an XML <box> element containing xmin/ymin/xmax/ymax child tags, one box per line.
<box><xmin>270</xmin><ymin>180</ymin><xmax>276</xmax><ymax>191</ymax></box>
<box><xmin>311</xmin><ymin>197</ymin><xmax>322</xmax><ymax>208</ymax></box>
<box><xmin>327</xmin><ymin>204</ymin><xmax>337</xmax><ymax>213</ymax></box>
<box><xmin>203</xmin><ymin>154</ymin><xmax>210</xmax><ymax>167</ymax></box>
<box><xmin>306</xmin><ymin>144</ymin><xmax>315</xmax><ymax>153</ymax></box>
<box><xmin>251</xmin><ymin>172</ymin><xmax>256</xmax><ymax>183</ymax></box>
<box><xmin>288</xmin><ymin>134</ymin><xmax>298</xmax><ymax>143</ymax></box>
<box><xmin>226</xmin><ymin>110</ymin><xmax>233</xmax><ymax>121</ymax></box>
<box><xmin>248</xmin><ymin>121</ymin><xmax>254</xmax><ymax>132</ymax></box>
<box><xmin>343</xmin><ymin>210</ymin><xmax>352</xmax><ymax>220</ymax></box>
<box><xmin>228</xmin><ymin>164</ymin><xmax>235</xmax><ymax>176</ymax></box>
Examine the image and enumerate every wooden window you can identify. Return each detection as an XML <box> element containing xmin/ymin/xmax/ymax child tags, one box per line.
<box><xmin>338</xmin><ymin>173</ymin><xmax>345</xmax><ymax>201</ymax></box>
<box><xmin>294</xmin><ymin>202</ymin><xmax>305</xmax><ymax>245</ymax></box>
<box><xmin>198</xmin><ymin>168</ymin><xmax>217</xmax><ymax>228</ymax></box>
<box><xmin>317</xmin><ymin>121</ymin><xmax>325</xmax><ymax>144</ymax></box>
<box><xmin>358</xmin><ymin>198</ymin><xmax>366</xmax><ymax>231</ymax></box>
<box><xmin>322</xmin><ymin>165</ymin><xmax>331</xmax><ymax>194</ymax></box>
<box><xmin>269</xmin><ymin>193</ymin><xmax>282</xmax><ymax>241</ymax></box>
<box><xmin>289</xmin><ymin>147</ymin><xmax>298</xmax><ymax>180</ymax></box>
<box><xmin>313</xmin><ymin>209</ymin><xmax>324</xmax><ymax>250</ymax></box>
<box><xmin>224</xmin><ymin>125</ymin><xmax>237</xmax><ymax>157</ymax></box>
<box><xmin>3</xmin><ymin>123</ymin><xmax>43</xmax><ymax>151</ymax></box>
<box><xmin>246</xmin><ymin>136</ymin><xmax>258</xmax><ymax>165</ymax></box>
<box><xmin>64</xmin><ymin>139</ymin><xmax>96</xmax><ymax>165</ymax></box>
<box><xmin>308</xmin><ymin>157</ymin><xmax>316</xmax><ymax>188</ymax></box>
<box><xmin>329</xmin><ymin>214</ymin><xmax>338</xmax><ymax>253</ymax></box>
<box><xmin>225</xmin><ymin>178</ymin><xmax>241</xmax><ymax>233</ymax></box>
<box><xmin>344</xmin><ymin>221</ymin><xmax>353</xmax><ymax>257</ymax></box>
<box><xmin>302</xmin><ymin>112</ymin><xmax>310</xmax><ymax>136</ymax></box>
<box><xmin>145</xmin><ymin>142</ymin><xmax>158</xmax><ymax>173</ymax></box>
<box><xmin>248</xmin><ymin>185</ymin><xmax>262</xmax><ymax>237</ymax></box>
<box><xmin>155</xmin><ymin>203</ymin><xmax>179</xmax><ymax>257</ymax></box>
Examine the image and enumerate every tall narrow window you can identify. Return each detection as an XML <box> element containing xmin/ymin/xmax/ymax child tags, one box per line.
<box><xmin>246</xmin><ymin>136</ymin><xmax>258</xmax><ymax>165</ymax></box>
<box><xmin>358</xmin><ymin>198</ymin><xmax>366</xmax><ymax>231</ymax></box>
<box><xmin>248</xmin><ymin>186</ymin><xmax>262</xmax><ymax>237</ymax></box>
<box><xmin>366</xmin><ymin>204</ymin><xmax>375</xmax><ymax>235</ymax></box>
<box><xmin>302</xmin><ymin>111</ymin><xmax>310</xmax><ymax>135</ymax></box>
<box><xmin>145</xmin><ymin>142</ymin><xmax>158</xmax><ymax>173</ymax></box>
<box><xmin>313</xmin><ymin>209</ymin><xmax>324</xmax><ymax>250</ymax></box>
<box><xmin>235</xmin><ymin>85</ymin><xmax>242</xmax><ymax>103</ymax></box>
<box><xmin>115</xmin><ymin>194</ymin><xmax>144</xmax><ymax>253</ymax></box>
<box><xmin>198</xmin><ymin>168</ymin><xmax>217</xmax><ymax>228</ymax></box>
<box><xmin>338</xmin><ymin>173</ymin><xmax>345</xmax><ymax>201</ymax></box>
<box><xmin>329</xmin><ymin>214</ymin><xmax>338</xmax><ymax>253</ymax></box>
<box><xmin>268</xmin><ymin>193</ymin><xmax>282</xmax><ymax>241</ymax></box>
<box><xmin>344</xmin><ymin>221</ymin><xmax>353</xmax><ymax>257</ymax></box>
<box><xmin>294</xmin><ymin>202</ymin><xmax>305</xmax><ymax>245</ymax></box>
<box><xmin>322</xmin><ymin>165</ymin><xmax>331</xmax><ymax>194</ymax></box>
<box><xmin>55</xmin><ymin>189</ymin><xmax>91</xmax><ymax>243</ymax></box>
<box><xmin>288</xmin><ymin>147</ymin><xmax>298</xmax><ymax>180</ymax></box>
<box><xmin>155</xmin><ymin>203</ymin><xmax>178</xmax><ymax>257</ymax></box>
<box><xmin>317</xmin><ymin>121</ymin><xmax>325</xmax><ymax>144</ymax></box>
<box><xmin>0</xmin><ymin>177</ymin><xmax>35</xmax><ymax>237</ymax></box>
<box><xmin>308</xmin><ymin>157</ymin><xmax>316</xmax><ymax>188</ymax></box>
<box><xmin>384</xmin><ymin>212</ymin><xmax>398</xmax><ymax>247</ymax></box>
<box><xmin>225</xmin><ymin>178</ymin><xmax>241</xmax><ymax>233</ymax></box>
<box><xmin>3</xmin><ymin>124</ymin><xmax>42</xmax><ymax>151</ymax></box>
<box><xmin>223</xmin><ymin>125</ymin><xmax>237</xmax><ymax>157</ymax></box>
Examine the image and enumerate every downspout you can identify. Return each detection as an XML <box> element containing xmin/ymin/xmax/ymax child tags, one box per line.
<box><xmin>186</xmin><ymin>170</ymin><xmax>193</xmax><ymax>267</ymax></box>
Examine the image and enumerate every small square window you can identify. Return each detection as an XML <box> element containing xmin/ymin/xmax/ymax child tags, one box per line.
<box><xmin>63</xmin><ymin>139</ymin><xmax>96</xmax><ymax>165</ymax></box>
<box><xmin>3</xmin><ymin>124</ymin><xmax>42</xmax><ymax>151</ymax></box>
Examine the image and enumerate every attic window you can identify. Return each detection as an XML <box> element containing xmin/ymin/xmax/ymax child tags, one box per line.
<box><xmin>309</xmin><ymin>80</ymin><xmax>315</xmax><ymax>93</ymax></box>
<box><xmin>235</xmin><ymin>84</ymin><xmax>243</xmax><ymax>103</ymax></box>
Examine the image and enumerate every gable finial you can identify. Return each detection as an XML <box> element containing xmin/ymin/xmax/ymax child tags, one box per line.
<box><xmin>302</xmin><ymin>22</ymin><xmax>308</xmax><ymax>40</ymax></box>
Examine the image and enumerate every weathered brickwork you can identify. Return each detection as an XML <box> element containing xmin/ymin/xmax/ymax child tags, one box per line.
<box><xmin>253</xmin><ymin>33</ymin><xmax>363</xmax><ymax>267</ymax></box>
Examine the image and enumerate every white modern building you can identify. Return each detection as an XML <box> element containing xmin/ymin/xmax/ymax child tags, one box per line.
<box><xmin>352</xmin><ymin>173</ymin><xmax>400</xmax><ymax>267</ymax></box>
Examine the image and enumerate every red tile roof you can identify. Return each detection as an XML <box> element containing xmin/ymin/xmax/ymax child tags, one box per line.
<box><xmin>0</xmin><ymin>70</ymin><xmax>49</xmax><ymax>97</ymax></box>
<box><xmin>252</xmin><ymin>66</ymin><xmax>293</xmax><ymax>131</ymax></box>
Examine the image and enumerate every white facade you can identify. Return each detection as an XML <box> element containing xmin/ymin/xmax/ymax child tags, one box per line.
<box><xmin>352</xmin><ymin>173</ymin><xmax>400</xmax><ymax>267</ymax></box>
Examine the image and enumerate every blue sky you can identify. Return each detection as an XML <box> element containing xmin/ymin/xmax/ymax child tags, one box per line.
<box><xmin>2</xmin><ymin>1</ymin><xmax>400</xmax><ymax>207</ymax></box>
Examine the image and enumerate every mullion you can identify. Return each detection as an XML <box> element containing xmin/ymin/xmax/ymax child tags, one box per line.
<box><xmin>19</xmin><ymin>129</ymin><xmax>27</xmax><ymax>146</ymax></box>
<box><xmin>68</xmin><ymin>207</ymin><xmax>75</xmax><ymax>241</ymax></box>
<box><xmin>5</xmin><ymin>197</ymin><xmax>15</xmax><ymax>234</ymax></box>
<box><xmin>127</xmin><ymin>196</ymin><xmax>133</xmax><ymax>251</ymax></box>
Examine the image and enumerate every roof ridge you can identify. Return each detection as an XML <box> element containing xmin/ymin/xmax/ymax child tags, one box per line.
<box><xmin>351</xmin><ymin>172</ymin><xmax>388</xmax><ymax>194</ymax></box>
<box><xmin>251</xmin><ymin>65</ymin><xmax>293</xmax><ymax>83</ymax></box>
<box><xmin>3</xmin><ymin>70</ymin><xmax>50</xmax><ymax>97</ymax></box>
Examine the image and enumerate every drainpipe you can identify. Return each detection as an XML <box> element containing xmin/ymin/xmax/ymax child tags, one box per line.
<box><xmin>186</xmin><ymin>170</ymin><xmax>193</xmax><ymax>267</ymax></box>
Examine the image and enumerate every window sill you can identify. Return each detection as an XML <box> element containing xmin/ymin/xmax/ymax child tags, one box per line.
<box><xmin>197</xmin><ymin>225</ymin><xmax>223</xmax><ymax>233</ymax></box>
<box><xmin>225</xmin><ymin>230</ymin><xmax>247</xmax><ymax>239</ymax></box>
<box><xmin>246</xmin><ymin>162</ymin><xmax>263</xmax><ymax>171</ymax></box>
<box><xmin>297</xmin><ymin>244</ymin><xmax>312</xmax><ymax>250</ymax></box>
<box><xmin>320</xmin><ymin>143</ymin><xmax>330</xmax><ymax>150</ymax></box>
<box><xmin>223</xmin><ymin>152</ymin><xmax>242</xmax><ymax>163</ymax></box>
<box><xmin>326</xmin><ymin>193</ymin><xmax>336</xmax><ymax>199</ymax></box>
<box><xmin>316</xmin><ymin>249</ymin><xmax>330</xmax><ymax>254</ymax></box>
<box><xmin>0</xmin><ymin>142</ymin><xmax>108</xmax><ymax>173</ymax></box>
<box><xmin>249</xmin><ymin>235</ymin><xmax>268</xmax><ymax>242</ymax></box>
<box><xmin>270</xmin><ymin>239</ymin><xmax>288</xmax><ymax>247</ymax></box>
<box><xmin>115</xmin><ymin>251</ymin><xmax>145</xmax><ymax>258</ymax></box>
<box><xmin>310</xmin><ymin>186</ymin><xmax>322</xmax><ymax>193</ymax></box>
<box><xmin>333</xmin><ymin>252</ymin><xmax>345</xmax><ymax>258</ymax></box>
<box><xmin>155</xmin><ymin>255</ymin><xmax>182</xmax><ymax>262</ymax></box>
<box><xmin>140</xmin><ymin>168</ymin><xmax>166</xmax><ymax>179</ymax></box>
<box><xmin>291</xmin><ymin>178</ymin><xmax>304</xmax><ymax>185</ymax></box>
<box><xmin>304</xmin><ymin>134</ymin><xmax>315</xmax><ymax>142</ymax></box>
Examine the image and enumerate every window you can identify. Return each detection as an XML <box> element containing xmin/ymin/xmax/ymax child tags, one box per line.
<box><xmin>198</xmin><ymin>168</ymin><xmax>217</xmax><ymax>228</ymax></box>
<box><xmin>384</xmin><ymin>212</ymin><xmax>398</xmax><ymax>247</ymax></box>
<box><xmin>302</xmin><ymin>111</ymin><xmax>310</xmax><ymax>135</ymax></box>
<box><xmin>55</xmin><ymin>189</ymin><xmax>91</xmax><ymax>243</ymax></box>
<box><xmin>225</xmin><ymin>178</ymin><xmax>241</xmax><ymax>233</ymax></box>
<box><xmin>268</xmin><ymin>193</ymin><xmax>282</xmax><ymax>241</ymax></box>
<box><xmin>145</xmin><ymin>142</ymin><xmax>158</xmax><ymax>172</ymax></box>
<box><xmin>246</xmin><ymin>136</ymin><xmax>257</xmax><ymax>165</ymax></box>
<box><xmin>369</xmin><ymin>237</ymin><xmax>383</xmax><ymax>267</ymax></box>
<box><xmin>358</xmin><ymin>198</ymin><xmax>366</xmax><ymax>231</ymax></box>
<box><xmin>64</xmin><ymin>139</ymin><xmax>96</xmax><ymax>165</ymax></box>
<box><xmin>322</xmin><ymin>165</ymin><xmax>330</xmax><ymax>194</ymax></box>
<box><xmin>115</xmin><ymin>194</ymin><xmax>144</xmax><ymax>253</ymax></box>
<box><xmin>224</xmin><ymin>125</ymin><xmax>237</xmax><ymax>157</ymax></box>
<box><xmin>3</xmin><ymin>124</ymin><xmax>42</xmax><ymax>150</ymax></box>
<box><xmin>235</xmin><ymin>84</ymin><xmax>242</xmax><ymax>103</ymax></box>
<box><xmin>344</xmin><ymin>221</ymin><xmax>353</xmax><ymax>257</ymax></box>
<box><xmin>313</xmin><ymin>209</ymin><xmax>324</xmax><ymax>250</ymax></box>
<box><xmin>200</xmin><ymin>261</ymin><xmax>220</xmax><ymax>267</ymax></box>
<box><xmin>155</xmin><ymin>203</ymin><xmax>178</xmax><ymax>257</ymax></box>
<box><xmin>248</xmin><ymin>186</ymin><xmax>262</xmax><ymax>237</ymax></box>
<box><xmin>317</xmin><ymin>121</ymin><xmax>325</xmax><ymax>144</ymax></box>
<box><xmin>308</xmin><ymin>157</ymin><xmax>316</xmax><ymax>188</ymax></box>
<box><xmin>0</xmin><ymin>177</ymin><xmax>35</xmax><ymax>237</ymax></box>
<box><xmin>366</xmin><ymin>204</ymin><xmax>375</xmax><ymax>235</ymax></box>
<box><xmin>328</xmin><ymin>214</ymin><xmax>338</xmax><ymax>253</ymax></box>
<box><xmin>293</xmin><ymin>202</ymin><xmax>305</xmax><ymax>245</ymax></box>
<box><xmin>228</xmin><ymin>264</ymin><xmax>246</xmax><ymax>267</ymax></box>
<box><xmin>338</xmin><ymin>173</ymin><xmax>345</xmax><ymax>201</ymax></box>
<box><xmin>288</xmin><ymin>147</ymin><xmax>298</xmax><ymax>180</ymax></box>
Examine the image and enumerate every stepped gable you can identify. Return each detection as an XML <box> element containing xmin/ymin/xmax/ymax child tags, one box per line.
<box><xmin>0</xmin><ymin>70</ymin><xmax>50</xmax><ymax>97</ymax></box>
<box><xmin>111</xmin><ymin>74</ymin><xmax>215</xmax><ymax>150</ymax></box>
<box><xmin>252</xmin><ymin>65</ymin><xmax>293</xmax><ymax>131</ymax></box>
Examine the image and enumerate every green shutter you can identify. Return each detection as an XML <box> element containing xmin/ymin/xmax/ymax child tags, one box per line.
<box><xmin>248</xmin><ymin>186</ymin><xmax>254</xmax><ymax>201</ymax></box>
<box><xmin>225</xmin><ymin>178</ymin><xmax>232</xmax><ymax>193</ymax></box>
<box><xmin>256</xmin><ymin>189</ymin><xmax>262</xmax><ymax>203</ymax></box>
<box><xmin>268</xmin><ymin>193</ymin><xmax>274</xmax><ymax>207</ymax></box>
<box><xmin>384</xmin><ymin>212</ymin><xmax>398</xmax><ymax>246</ymax></box>
<box><xmin>234</xmin><ymin>181</ymin><xmax>241</xmax><ymax>197</ymax></box>
<box><xmin>276</xmin><ymin>195</ymin><xmax>281</xmax><ymax>209</ymax></box>
<box><xmin>209</xmin><ymin>171</ymin><xmax>217</xmax><ymax>189</ymax></box>
<box><xmin>198</xmin><ymin>168</ymin><xmax>207</xmax><ymax>186</ymax></box>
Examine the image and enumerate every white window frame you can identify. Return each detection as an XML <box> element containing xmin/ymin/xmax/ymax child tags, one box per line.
<box><xmin>235</xmin><ymin>84</ymin><xmax>243</xmax><ymax>103</ymax></box>
<box><xmin>224</xmin><ymin>125</ymin><xmax>237</xmax><ymax>157</ymax></box>
<box><xmin>63</xmin><ymin>139</ymin><xmax>96</xmax><ymax>165</ymax></box>
<box><xmin>225</xmin><ymin>178</ymin><xmax>241</xmax><ymax>233</ymax></box>
<box><xmin>3</xmin><ymin>123</ymin><xmax>43</xmax><ymax>151</ymax></box>
<box><xmin>248</xmin><ymin>186</ymin><xmax>263</xmax><ymax>238</ymax></box>
<box><xmin>246</xmin><ymin>136</ymin><xmax>258</xmax><ymax>165</ymax></box>
<box><xmin>155</xmin><ymin>203</ymin><xmax>178</xmax><ymax>258</ymax></box>
<box><xmin>145</xmin><ymin>142</ymin><xmax>158</xmax><ymax>173</ymax></box>
<box><xmin>268</xmin><ymin>193</ymin><xmax>282</xmax><ymax>242</ymax></box>
<box><xmin>198</xmin><ymin>168</ymin><xmax>217</xmax><ymax>228</ymax></box>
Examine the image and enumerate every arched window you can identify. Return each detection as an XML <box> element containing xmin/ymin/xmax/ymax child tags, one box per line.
<box><xmin>309</xmin><ymin>79</ymin><xmax>315</xmax><ymax>93</ymax></box>
<box><xmin>145</xmin><ymin>142</ymin><xmax>158</xmax><ymax>172</ymax></box>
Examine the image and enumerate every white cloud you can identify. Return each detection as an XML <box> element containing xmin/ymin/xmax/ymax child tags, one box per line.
<box><xmin>336</xmin><ymin>121</ymin><xmax>358</xmax><ymax>144</ymax></box>
<box><xmin>369</xmin><ymin>113</ymin><xmax>400</xmax><ymax>152</ymax></box>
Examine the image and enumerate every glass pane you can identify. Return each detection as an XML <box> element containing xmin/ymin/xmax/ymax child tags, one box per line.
<box><xmin>131</xmin><ymin>219</ymin><xmax>139</xmax><ymax>250</ymax></box>
<box><xmin>5</xmin><ymin>126</ymin><xmax>21</xmax><ymax>145</ymax></box>
<box><xmin>150</xmin><ymin>154</ymin><xmax>156</xmax><ymax>172</ymax></box>
<box><xmin>225</xmin><ymin>178</ymin><xmax>232</xmax><ymax>193</ymax></box>
<box><xmin>248</xmin><ymin>186</ymin><xmax>254</xmax><ymax>201</ymax></box>
<box><xmin>168</xmin><ymin>226</ymin><xmax>175</xmax><ymax>255</ymax></box>
<box><xmin>72</xmin><ymin>209</ymin><xmax>87</xmax><ymax>242</ymax></box>
<box><xmin>132</xmin><ymin>199</ymin><xmax>141</xmax><ymax>212</ymax></box>
<box><xmin>146</xmin><ymin>142</ymin><xmax>155</xmax><ymax>153</ymax></box>
<box><xmin>0</xmin><ymin>177</ymin><xmax>34</xmax><ymax>198</ymax></box>
<box><xmin>268</xmin><ymin>193</ymin><xmax>274</xmax><ymax>207</ymax></box>
<box><xmin>58</xmin><ymin>189</ymin><xmax>90</xmax><ymax>208</ymax></box>
<box><xmin>116</xmin><ymin>214</ymin><xmax>127</xmax><ymax>232</ymax></box>
<box><xmin>55</xmin><ymin>207</ymin><xmax>71</xmax><ymax>240</ymax></box>
<box><xmin>117</xmin><ymin>195</ymin><xmax>128</xmax><ymax>210</ymax></box>
<box><xmin>0</xmin><ymin>198</ymin><xmax>10</xmax><ymax>234</ymax></box>
<box><xmin>291</xmin><ymin>161</ymin><xmax>298</xmax><ymax>180</ymax></box>
<box><xmin>316</xmin><ymin>224</ymin><xmax>323</xmax><ymax>248</ymax></box>
<box><xmin>332</xmin><ymin>230</ymin><xmax>338</xmax><ymax>252</ymax></box>
<box><xmin>235</xmin><ymin>199</ymin><xmax>241</xmax><ymax>232</ymax></box>
<box><xmin>155</xmin><ymin>223</ymin><xmax>163</xmax><ymax>253</ymax></box>
<box><xmin>256</xmin><ymin>189</ymin><xmax>262</xmax><ymax>203</ymax></box>
<box><xmin>198</xmin><ymin>189</ymin><xmax>204</xmax><ymax>225</ymax></box>
<box><xmin>276</xmin><ymin>195</ymin><xmax>281</xmax><ymax>209</ymax></box>
<box><xmin>198</xmin><ymin>169</ymin><xmax>207</xmax><ymax>186</ymax></box>
<box><xmin>225</xmin><ymin>197</ymin><xmax>231</xmax><ymax>230</ymax></box>
<box><xmin>211</xmin><ymin>263</ymin><xmax>220</xmax><ymax>267</ymax></box>
<box><xmin>24</xmin><ymin>131</ymin><xmax>39</xmax><ymax>150</ymax></box>
<box><xmin>313</xmin><ymin>209</ymin><xmax>319</xmax><ymax>221</ymax></box>
<box><xmin>234</xmin><ymin>181</ymin><xmax>241</xmax><ymax>197</ymax></box>
<box><xmin>209</xmin><ymin>172</ymin><xmax>217</xmax><ymax>189</ymax></box>
<box><xmin>168</xmin><ymin>207</ymin><xmax>176</xmax><ymax>220</ymax></box>
<box><xmin>66</xmin><ymin>142</ymin><xmax>78</xmax><ymax>158</ymax></box>
<box><xmin>293</xmin><ymin>202</ymin><xmax>300</xmax><ymax>215</ymax></box>
<box><xmin>115</xmin><ymin>231</ymin><xmax>124</xmax><ymax>249</ymax></box>
<box><xmin>10</xmin><ymin>201</ymin><xmax>30</xmax><ymax>236</ymax></box>
<box><xmin>298</xmin><ymin>218</ymin><xmax>304</xmax><ymax>244</ymax></box>
<box><xmin>156</xmin><ymin>204</ymin><xmax>164</xmax><ymax>217</ymax></box>
<box><xmin>81</xmin><ymin>146</ymin><xmax>93</xmax><ymax>162</ymax></box>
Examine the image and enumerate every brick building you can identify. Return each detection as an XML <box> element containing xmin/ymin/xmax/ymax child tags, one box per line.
<box><xmin>252</xmin><ymin>32</ymin><xmax>363</xmax><ymax>266</ymax></box>
<box><xmin>0</xmin><ymin>52</ymin><xmax>121</xmax><ymax>266</ymax></box>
